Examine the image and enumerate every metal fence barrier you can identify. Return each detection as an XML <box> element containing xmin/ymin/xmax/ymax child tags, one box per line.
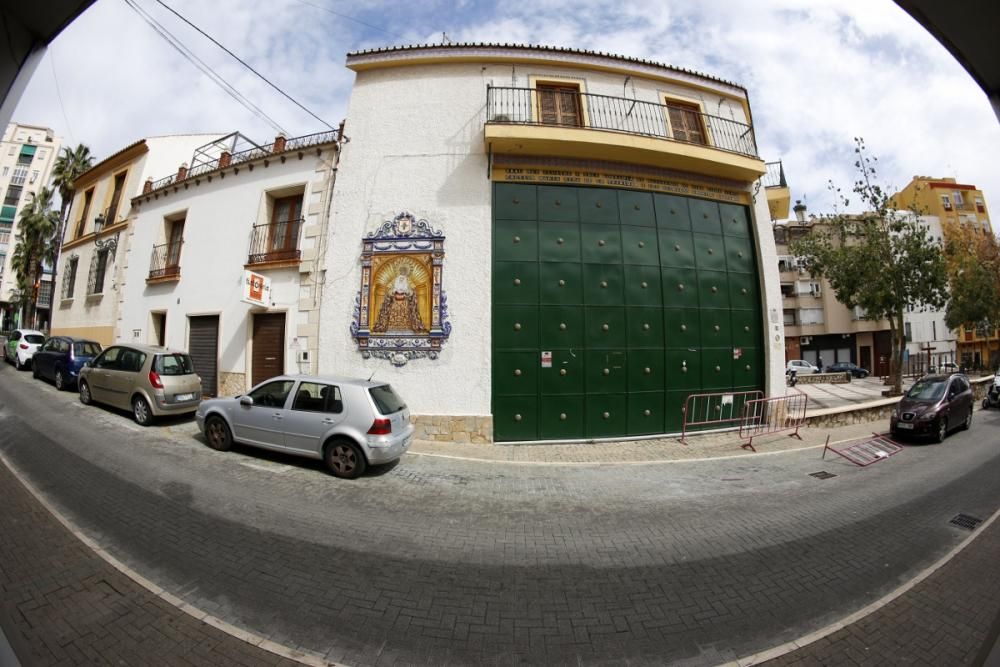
<box><xmin>680</xmin><ymin>390</ymin><xmax>764</xmax><ymax>444</ymax></box>
<box><xmin>739</xmin><ymin>388</ymin><xmax>808</xmax><ymax>452</ymax></box>
<box><xmin>821</xmin><ymin>433</ymin><xmax>903</xmax><ymax>467</ymax></box>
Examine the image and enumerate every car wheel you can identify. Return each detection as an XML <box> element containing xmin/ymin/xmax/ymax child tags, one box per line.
<box><xmin>204</xmin><ymin>416</ymin><xmax>233</xmax><ymax>452</ymax></box>
<box><xmin>132</xmin><ymin>396</ymin><xmax>153</xmax><ymax>426</ymax></box>
<box><xmin>54</xmin><ymin>370</ymin><xmax>66</xmax><ymax>391</ymax></box>
<box><xmin>324</xmin><ymin>439</ymin><xmax>367</xmax><ymax>479</ymax></box>
<box><xmin>32</xmin><ymin>363</ymin><xmax>40</xmax><ymax>379</ymax></box>
<box><xmin>79</xmin><ymin>380</ymin><xmax>93</xmax><ymax>405</ymax></box>
<box><xmin>15</xmin><ymin>354</ymin><xmax>24</xmax><ymax>371</ymax></box>
<box><xmin>962</xmin><ymin>407</ymin><xmax>973</xmax><ymax>431</ymax></box>
<box><xmin>933</xmin><ymin>417</ymin><xmax>948</xmax><ymax>443</ymax></box>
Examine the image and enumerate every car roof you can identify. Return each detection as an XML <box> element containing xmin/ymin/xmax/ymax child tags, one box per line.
<box><xmin>918</xmin><ymin>374</ymin><xmax>962</xmax><ymax>382</ymax></box>
<box><xmin>14</xmin><ymin>329</ymin><xmax>44</xmax><ymax>335</ymax></box>
<box><xmin>264</xmin><ymin>374</ymin><xmax>390</xmax><ymax>389</ymax></box>
<box><xmin>107</xmin><ymin>343</ymin><xmax>188</xmax><ymax>355</ymax></box>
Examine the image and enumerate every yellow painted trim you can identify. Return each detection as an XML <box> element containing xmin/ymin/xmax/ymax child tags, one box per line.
<box><xmin>73</xmin><ymin>143</ymin><xmax>147</xmax><ymax>190</ymax></box>
<box><xmin>766</xmin><ymin>186</ymin><xmax>791</xmax><ymax>220</ymax></box>
<box><xmin>349</xmin><ymin>53</ymin><xmax>753</xmax><ymax>124</ymax></box>
<box><xmin>48</xmin><ymin>325</ymin><xmax>115</xmax><ymax>347</ymax></box>
<box><xmin>99</xmin><ymin>168</ymin><xmax>130</xmax><ymax>225</ymax></box>
<box><xmin>484</xmin><ymin>124</ymin><xmax>766</xmax><ymax>183</ymax></box>
<box><xmin>660</xmin><ymin>92</ymin><xmax>715</xmax><ymax>147</ymax></box>
<box><xmin>528</xmin><ymin>75</ymin><xmax>591</xmax><ymax>127</ymax></box>
<box><xmin>61</xmin><ymin>219</ymin><xmax>130</xmax><ymax>252</ymax></box>
<box><xmin>70</xmin><ymin>187</ymin><xmax>97</xmax><ymax>241</ymax></box>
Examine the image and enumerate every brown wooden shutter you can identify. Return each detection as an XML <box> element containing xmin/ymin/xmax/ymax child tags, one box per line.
<box><xmin>537</xmin><ymin>84</ymin><xmax>582</xmax><ymax>127</ymax></box>
<box><xmin>538</xmin><ymin>87</ymin><xmax>559</xmax><ymax>124</ymax></box>
<box><xmin>668</xmin><ymin>104</ymin><xmax>707</xmax><ymax>145</ymax></box>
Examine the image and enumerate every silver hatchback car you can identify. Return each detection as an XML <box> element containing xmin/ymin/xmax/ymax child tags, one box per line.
<box><xmin>79</xmin><ymin>344</ymin><xmax>203</xmax><ymax>425</ymax></box>
<box><xmin>195</xmin><ymin>375</ymin><xmax>414</xmax><ymax>479</ymax></box>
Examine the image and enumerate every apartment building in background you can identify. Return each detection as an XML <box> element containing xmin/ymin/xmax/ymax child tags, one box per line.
<box><xmin>774</xmin><ymin>202</ymin><xmax>893</xmax><ymax>373</ymax></box>
<box><xmin>0</xmin><ymin>121</ymin><xmax>61</xmax><ymax>330</ymax></box>
<box><xmin>894</xmin><ymin>176</ymin><xmax>996</xmax><ymax>369</ymax></box>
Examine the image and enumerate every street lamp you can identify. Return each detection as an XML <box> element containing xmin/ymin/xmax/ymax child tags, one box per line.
<box><xmin>93</xmin><ymin>212</ymin><xmax>119</xmax><ymax>259</ymax></box>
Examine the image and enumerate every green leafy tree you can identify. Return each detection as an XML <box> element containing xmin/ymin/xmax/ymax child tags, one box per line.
<box><xmin>50</xmin><ymin>144</ymin><xmax>94</xmax><ymax>304</ymax></box>
<box><xmin>942</xmin><ymin>218</ymin><xmax>1000</xmax><ymax>365</ymax></box>
<box><xmin>790</xmin><ymin>138</ymin><xmax>948</xmax><ymax>395</ymax></box>
<box><xmin>10</xmin><ymin>187</ymin><xmax>61</xmax><ymax>328</ymax></box>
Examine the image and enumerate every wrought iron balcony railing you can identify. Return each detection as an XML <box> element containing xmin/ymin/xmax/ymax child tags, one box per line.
<box><xmin>486</xmin><ymin>86</ymin><xmax>760</xmax><ymax>159</ymax></box>
<box><xmin>149</xmin><ymin>241</ymin><xmax>182</xmax><ymax>279</ymax></box>
<box><xmin>147</xmin><ymin>130</ymin><xmax>340</xmax><ymax>192</ymax></box>
<box><xmin>247</xmin><ymin>218</ymin><xmax>303</xmax><ymax>265</ymax></box>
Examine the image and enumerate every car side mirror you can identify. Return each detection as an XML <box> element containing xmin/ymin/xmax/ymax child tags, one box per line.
<box><xmin>239</xmin><ymin>395</ymin><xmax>253</xmax><ymax>407</ymax></box>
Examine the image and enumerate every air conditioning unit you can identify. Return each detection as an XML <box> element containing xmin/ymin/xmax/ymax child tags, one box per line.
<box><xmin>800</xmin><ymin>336</ymin><xmax>812</xmax><ymax>345</ymax></box>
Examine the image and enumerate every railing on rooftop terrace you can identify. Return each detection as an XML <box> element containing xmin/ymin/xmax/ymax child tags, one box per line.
<box><xmin>146</xmin><ymin>130</ymin><xmax>340</xmax><ymax>193</ymax></box>
<box><xmin>486</xmin><ymin>86</ymin><xmax>760</xmax><ymax>159</ymax></box>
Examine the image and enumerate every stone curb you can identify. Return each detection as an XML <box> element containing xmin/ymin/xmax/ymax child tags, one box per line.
<box><xmin>0</xmin><ymin>452</ymin><xmax>350</xmax><ymax>667</ymax></box>
<box><xmin>721</xmin><ymin>507</ymin><xmax>1000</xmax><ymax>667</ymax></box>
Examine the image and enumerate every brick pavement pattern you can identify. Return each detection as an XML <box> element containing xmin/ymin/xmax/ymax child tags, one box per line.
<box><xmin>0</xmin><ymin>461</ymin><xmax>300</xmax><ymax>667</ymax></box>
<box><xmin>766</xmin><ymin>516</ymin><xmax>1000</xmax><ymax>667</ymax></box>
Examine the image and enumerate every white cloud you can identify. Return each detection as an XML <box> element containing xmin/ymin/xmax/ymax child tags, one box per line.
<box><xmin>12</xmin><ymin>0</ymin><xmax>1000</xmax><ymax>216</ymax></box>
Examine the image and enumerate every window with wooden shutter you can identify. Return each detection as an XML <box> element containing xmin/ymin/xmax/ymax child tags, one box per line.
<box><xmin>667</xmin><ymin>102</ymin><xmax>707</xmax><ymax>145</ymax></box>
<box><xmin>536</xmin><ymin>84</ymin><xmax>582</xmax><ymax>127</ymax></box>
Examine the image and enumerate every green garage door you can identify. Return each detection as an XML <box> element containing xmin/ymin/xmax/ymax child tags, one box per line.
<box><xmin>492</xmin><ymin>183</ymin><xmax>763</xmax><ymax>442</ymax></box>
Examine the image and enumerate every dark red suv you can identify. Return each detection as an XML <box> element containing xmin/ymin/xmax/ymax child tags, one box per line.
<box><xmin>890</xmin><ymin>374</ymin><xmax>974</xmax><ymax>442</ymax></box>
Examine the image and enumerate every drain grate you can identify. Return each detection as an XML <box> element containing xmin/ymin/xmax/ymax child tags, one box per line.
<box><xmin>809</xmin><ymin>471</ymin><xmax>837</xmax><ymax>480</ymax></box>
<box><xmin>949</xmin><ymin>514</ymin><xmax>983</xmax><ymax>530</ymax></box>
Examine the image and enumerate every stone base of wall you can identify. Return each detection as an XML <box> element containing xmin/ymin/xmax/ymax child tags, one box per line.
<box><xmin>219</xmin><ymin>372</ymin><xmax>247</xmax><ymax>397</ymax></box>
<box><xmin>412</xmin><ymin>415</ymin><xmax>493</xmax><ymax>443</ymax></box>
<box><xmin>794</xmin><ymin>372</ymin><xmax>851</xmax><ymax>385</ymax></box>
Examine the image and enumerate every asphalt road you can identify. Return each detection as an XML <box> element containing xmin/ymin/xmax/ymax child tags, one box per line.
<box><xmin>1</xmin><ymin>361</ymin><xmax>998</xmax><ymax>666</ymax></box>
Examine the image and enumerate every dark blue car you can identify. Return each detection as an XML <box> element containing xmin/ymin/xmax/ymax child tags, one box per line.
<box><xmin>31</xmin><ymin>336</ymin><xmax>103</xmax><ymax>390</ymax></box>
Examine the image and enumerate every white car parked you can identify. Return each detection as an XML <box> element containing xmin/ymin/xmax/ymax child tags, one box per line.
<box><xmin>4</xmin><ymin>329</ymin><xmax>46</xmax><ymax>370</ymax></box>
<box><xmin>786</xmin><ymin>359</ymin><xmax>820</xmax><ymax>374</ymax></box>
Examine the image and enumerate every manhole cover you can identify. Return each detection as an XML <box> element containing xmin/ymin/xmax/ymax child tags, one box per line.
<box><xmin>809</xmin><ymin>471</ymin><xmax>837</xmax><ymax>480</ymax></box>
<box><xmin>949</xmin><ymin>514</ymin><xmax>983</xmax><ymax>530</ymax></box>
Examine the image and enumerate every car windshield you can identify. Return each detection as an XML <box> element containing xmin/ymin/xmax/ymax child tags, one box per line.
<box><xmin>369</xmin><ymin>384</ymin><xmax>406</xmax><ymax>414</ymax></box>
<box><xmin>74</xmin><ymin>342</ymin><xmax>101</xmax><ymax>356</ymax></box>
<box><xmin>155</xmin><ymin>353</ymin><xmax>195</xmax><ymax>375</ymax></box>
<box><xmin>906</xmin><ymin>379</ymin><xmax>946</xmax><ymax>401</ymax></box>
<box><xmin>24</xmin><ymin>334</ymin><xmax>45</xmax><ymax>344</ymax></box>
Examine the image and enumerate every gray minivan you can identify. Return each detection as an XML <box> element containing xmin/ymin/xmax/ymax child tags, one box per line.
<box><xmin>195</xmin><ymin>375</ymin><xmax>414</xmax><ymax>479</ymax></box>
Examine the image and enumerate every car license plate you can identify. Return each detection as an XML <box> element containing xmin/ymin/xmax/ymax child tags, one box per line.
<box><xmin>175</xmin><ymin>393</ymin><xmax>195</xmax><ymax>402</ymax></box>
<box><xmin>896</xmin><ymin>422</ymin><xmax>914</xmax><ymax>430</ymax></box>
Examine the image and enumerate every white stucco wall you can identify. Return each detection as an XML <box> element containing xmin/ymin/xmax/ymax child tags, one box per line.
<box><xmin>752</xmin><ymin>189</ymin><xmax>788</xmax><ymax>396</ymax></box>
<box><xmin>51</xmin><ymin>134</ymin><xmax>222</xmax><ymax>339</ymax></box>
<box><xmin>320</xmin><ymin>57</ymin><xmax>777</xmax><ymax>417</ymax></box>
<box><xmin>119</xmin><ymin>149</ymin><xmax>334</xmax><ymax>390</ymax></box>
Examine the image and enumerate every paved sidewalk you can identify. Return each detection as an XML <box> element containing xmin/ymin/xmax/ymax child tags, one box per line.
<box><xmin>0</xmin><ymin>460</ymin><xmax>300</xmax><ymax>667</ymax></box>
<box><xmin>406</xmin><ymin>420</ymin><xmax>889</xmax><ymax>464</ymax></box>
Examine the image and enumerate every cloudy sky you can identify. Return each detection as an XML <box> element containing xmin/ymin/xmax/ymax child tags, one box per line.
<box><xmin>13</xmin><ymin>0</ymin><xmax>1000</xmax><ymax>217</ymax></box>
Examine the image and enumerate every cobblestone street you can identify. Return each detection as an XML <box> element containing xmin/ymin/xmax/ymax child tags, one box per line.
<box><xmin>1</xmin><ymin>362</ymin><xmax>999</xmax><ymax>665</ymax></box>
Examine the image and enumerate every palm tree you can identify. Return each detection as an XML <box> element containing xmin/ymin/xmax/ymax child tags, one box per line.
<box><xmin>50</xmin><ymin>144</ymin><xmax>94</xmax><ymax>307</ymax></box>
<box><xmin>10</xmin><ymin>187</ymin><xmax>60</xmax><ymax>328</ymax></box>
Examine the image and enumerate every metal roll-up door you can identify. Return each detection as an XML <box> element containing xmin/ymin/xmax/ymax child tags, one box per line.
<box><xmin>188</xmin><ymin>315</ymin><xmax>219</xmax><ymax>397</ymax></box>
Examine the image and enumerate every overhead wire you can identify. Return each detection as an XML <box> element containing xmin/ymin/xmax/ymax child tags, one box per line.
<box><xmin>152</xmin><ymin>0</ymin><xmax>335</xmax><ymax>131</ymax></box>
<box><xmin>290</xmin><ymin>0</ymin><xmax>406</xmax><ymax>41</ymax></box>
<box><xmin>122</xmin><ymin>0</ymin><xmax>286</xmax><ymax>134</ymax></box>
<box><xmin>48</xmin><ymin>50</ymin><xmax>75</xmax><ymax>145</ymax></box>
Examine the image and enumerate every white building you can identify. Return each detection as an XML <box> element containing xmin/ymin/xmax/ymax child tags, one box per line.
<box><xmin>0</xmin><ymin>121</ymin><xmax>61</xmax><ymax>330</ymax></box>
<box><xmin>51</xmin><ymin>134</ymin><xmax>222</xmax><ymax>345</ymax></box>
<box><xmin>120</xmin><ymin>131</ymin><xmax>340</xmax><ymax>396</ymax></box>
<box><xmin>319</xmin><ymin>44</ymin><xmax>784</xmax><ymax>443</ymax></box>
<box><xmin>903</xmin><ymin>214</ymin><xmax>957</xmax><ymax>368</ymax></box>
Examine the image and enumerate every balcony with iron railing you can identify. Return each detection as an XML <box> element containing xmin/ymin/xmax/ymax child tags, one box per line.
<box><xmin>247</xmin><ymin>218</ymin><xmax>303</xmax><ymax>267</ymax></box>
<box><xmin>148</xmin><ymin>241</ymin><xmax>182</xmax><ymax>282</ymax></box>
<box><xmin>484</xmin><ymin>86</ymin><xmax>766</xmax><ymax>182</ymax></box>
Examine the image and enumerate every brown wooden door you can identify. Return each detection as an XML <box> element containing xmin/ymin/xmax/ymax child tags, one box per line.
<box><xmin>271</xmin><ymin>196</ymin><xmax>302</xmax><ymax>253</ymax></box>
<box><xmin>860</xmin><ymin>345</ymin><xmax>872</xmax><ymax>372</ymax></box>
<box><xmin>252</xmin><ymin>313</ymin><xmax>285</xmax><ymax>386</ymax></box>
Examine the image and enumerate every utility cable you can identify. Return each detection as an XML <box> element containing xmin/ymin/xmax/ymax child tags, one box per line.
<box><xmin>290</xmin><ymin>0</ymin><xmax>405</xmax><ymax>41</ymax></box>
<box><xmin>123</xmin><ymin>0</ymin><xmax>286</xmax><ymax>134</ymax></box>
<box><xmin>153</xmin><ymin>0</ymin><xmax>335</xmax><ymax>130</ymax></box>
<box><xmin>48</xmin><ymin>49</ymin><xmax>75</xmax><ymax>145</ymax></box>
